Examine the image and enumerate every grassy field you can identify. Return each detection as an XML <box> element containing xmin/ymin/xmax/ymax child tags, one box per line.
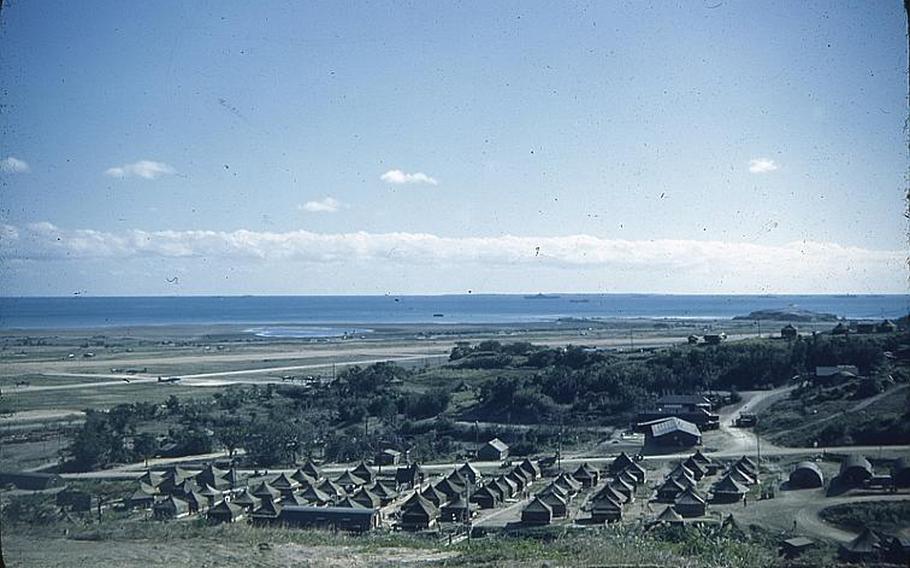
<box><xmin>1</xmin><ymin>515</ymin><xmax>787</xmax><ymax>568</ymax></box>
<box><xmin>756</xmin><ymin>383</ymin><xmax>909</xmax><ymax>447</ymax></box>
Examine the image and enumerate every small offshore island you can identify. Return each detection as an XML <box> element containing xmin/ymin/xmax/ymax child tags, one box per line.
<box><xmin>734</xmin><ymin>308</ymin><xmax>841</xmax><ymax>323</ymax></box>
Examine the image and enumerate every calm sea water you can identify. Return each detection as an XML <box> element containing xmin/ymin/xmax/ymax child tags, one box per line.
<box><xmin>0</xmin><ymin>295</ymin><xmax>907</xmax><ymax>330</ymax></box>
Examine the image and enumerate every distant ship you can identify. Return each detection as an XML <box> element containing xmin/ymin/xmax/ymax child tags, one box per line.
<box><xmin>569</xmin><ymin>299</ymin><xmax>590</xmax><ymax>303</ymax></box>
<box><xmin>524</xmin><ymin>293</ymin><xmax>561</xmax><ymax>300</ymax></box>
<box><xmin>432</xmin><ymin>313</ymin><xmax>445</xmax><ymax>318</ymax></box>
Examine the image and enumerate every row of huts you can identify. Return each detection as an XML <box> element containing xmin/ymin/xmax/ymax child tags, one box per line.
<box><xmin>520</xmin><ymin>453</ymin><xmax>649</xmax><ymax>525</ymax></box>
<box><xmin>129</xmin><ymin>459</ymin><xmax>423</xmax><ymax>531</ymax></box>
<box><xmin>399</xmin><ymin>458</ymin><xmax>541</xmax><ymax>530</ymax></box>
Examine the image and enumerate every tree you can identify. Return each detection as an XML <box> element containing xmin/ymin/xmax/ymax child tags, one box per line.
<box><xmin>243</xmin><ymin>418</ymin><xmax>303</xmax><ymax>466</ymax></box>
<box><xmin>214</xmin><ymin>422</ymin><xmax>246</xmax><ymax>457</ymax></box>
<box><xmin>66</xmin><ymin>410</ymin><xmax>121</xmax><ymax>471</ymax></box>
<box><xmin>132</xmin><ymin>432</ymin><xmax>158</xmax><ymax>465</ymax></box>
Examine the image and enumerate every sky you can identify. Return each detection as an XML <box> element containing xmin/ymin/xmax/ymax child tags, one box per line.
<box><xmin>0</xmin><ymin>1</ymin><xmax>907</xmax><ymax>296</ymax></box>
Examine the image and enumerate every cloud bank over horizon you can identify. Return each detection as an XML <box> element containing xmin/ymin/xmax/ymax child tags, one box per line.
<box><xmin>1</xmin><ymin>222</ymin><xmax>904</xmax><ymax>295</ymax></box>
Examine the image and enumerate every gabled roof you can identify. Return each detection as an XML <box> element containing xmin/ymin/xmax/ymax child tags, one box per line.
<box><xmin>447</xmin><ymin>469</ymin><xmax>468</xmax><ymax>487</ymax></box>
<box><xmin>299</xmin><ymin>483</ymin><xmax>332</xmax><ymax>503</ymax></box>
<box><xmin>336</xmin><ymin>496</ymin><xmax>367</xmax><ymax>509</ymax></box>
<box><xmin>737</xmin><ymin>455</ymin><xmax>758</xmax><ymax>470</ymax></box>
<box><xmin>129</xmin><ymin>487</ymin><xmax>156</xmax><ymax>502</ymax></box>
<box><xmin>224</xmin><ymin>468</ymin><xmax>242</xmax><ymax>487</ymax></box>
<box><xmin>155</xmin><ymin>495</ymin><xmax>189</xmax><ymax>513</ymax></box>
<box><xmin>271</xmin><ymin>472</ymin><xmax>300</xmax><ymax>490</ymax></box>
<box><xmin>209</xmin><ymin>499</ymin><xmax>243</xmax><ymax>517</ymax></box>
<box><xmin>317</xmin><ymin>478</ymin><xmax>346</xmax><ymax>497</ymax></box>
<box><xmin>657</xmin><ymin>394</ymin><xmax>711</xmax><ymax>406</ymax></box>
<box><xmin>138</xmin><ymin>471</ymin><xmax>164</xmax><ymax>486</ymax></box>
<box><xmin>196</xmin><ymin>463</ymin><xmax>228</xmax><ymax>483</ymax></box>
<box><xmin>612</xmin><ymin>477</ymin><xmax>634</xmax><ymax>494</ymax></box>
<box><xmin>351</xmin><ymin>462</ymin><xmax>374</xmax><ymax>483</ymax></box>
<box><xmin>435</xmin><ymin>477</ymin><xmax>464</xmax><ymax>497</ymax></box>
<box><xmin>369</xmin><ymin>481</ymin><xmax>397</xmax><ymax>499</ymax></box>
<box><xmin>442</xmin><ymin>494</ymin><xmax>470</xmax><ymax>510</ymax></box>
<box><xmin>591</xmin><ymin>493</ymin><xmax>622</xmax><ymax>510</ymax></box>
<box><xmin>658</xmin><ymin>477</ymin><xmax>685</xmax><ymax>493</ymax></box>
<box><xmin>251</xmin><ymin>481</ymin><xmax>281</xmax><ymax>500</ymax></box>
<box><xmin>484</xmin><ymin>438</ymin><xmax>509</xmax><ymax>452</ymax></box>
<box><xmin>497</xmin><ymin>475</ymin><xmax>519</xmax><ymax>492</ymax></box>
<box><xmin>573</xmin><ymin>463</ymin><xmax>597</xmax><ymax>479</ymax></box>
<box><xmin>231</xmin><ymin>491</ymin><xmax>261</xmax><ymax>508</ymax></box>
<box><xmin>334</xmin><ymin>469</ymin><xmax>366</xmax><ymax>487</ymax></box>
<box><xmin>292</xmin><ymin>469</ymin><xmax>317</xmax><ymax>486</ymax></box>
<box><xmin>555</xmin><ymin>472</ymin><xmax>581</xmax><ymax>489</ymax></box>
<box><xmin>683</xmin><ymin>458</ymin><xmax>706</xmax><ymax>475</ymax></box>
<box><xmin>617</xmin><ymin>469</ymin><xmax>638</xmax><ymax>486</ymax></box>
<box><xmin>690</xmin><ymin>450</ymin><xmax>711</xmax><ymax>464</ymax></box>
<box><xmin>135</xmin><ymin>482</ymin><xmax>158</xmax><ymax>496</ymax></box>
<box><xmin>545</xmin><ymin>482</ymin><xmax>569</xmax><ymax>499</ymax></box>
<box><xmin>649</xmin><ymin>417</ymin><xmax>701</xmax><ymax>438</ymax></box>
<box><xmin>421</xmin><ymin>484</ymin><xmax>448</xmax><ymax>506</ymax></box>
<box><xmin>163</xmin><ymin>465</ymin><xmax>194</xmax><ymax>480</ymax></box>
<box><xmin>473</xmin><ymin>485</ymin><xmax>499</xmax><ymax>501</ymax></box>
<box><xmin>518</xmin><ymin>458</ymin><xmax>541</xmax><ymax>477</ymax></box>
<box><xmin>458</xmin><ymin>462</ymin><xmax>481</xmax><ymax>482</ymax></box>
<box><xmin>713</xmin><ymin>474</ymin><xmax>748</xmax><ymax>495</ymax></box>
<box><xmin>733</xmin><ymin>460</ymin><xmax>756</xmax><ymax>477</ymax></box>
<box><xmin>402</xmin><ymin>494</ymin><xmax>438</xmax><ymax>518</ymax></box>
<box><xmin>727</xmin><ymin>467</ymin><xmax>755</xmax><ymax>486</ymax></box>
<box><xmin>536</xmin><ymin>490</ymin><xmax>567</xmax><ymax>508</ymax></box>
<box><xmin>299</xmin><ymin>458</ymin><xmax>323</xmax><ymax>480</ymax></box>
<box><xmin>197</xmin><ymin>484</ymin><xmax>222</xmax><ymax>498</ymax></box>
<box><xmin>596</xmin><ymin>484</ymin><xmax>626</xmax><ymax>504</ymax></box>
<box><xmin>523</xmin><ymin>496</ymin><xmax>552</xmax><ymax>514</ymax></box>
<box><xmin>351</xmin><ymin>487</ymin><xmax>380</xmax><ymax>508</ymax></box>
<box><xmin>505</xmin><ymin>470</ymin><xmax>526</xmax><ymax>487</ymax></box>
<box><xmin>282</xmin><ymin>493</ymin><xmax>309</xmax><ymax>506</ymax></box>
<box><xmin>675</xmin><ymin>487</ymin><xmax>706</xmax><ymax>506</ymax></box>
<box><xmin>252</xmin><ymin>499</ymin><xmax>281</xmax><ymax>517</ymax></box>
<box><xmin>656</xmin><ymin>506</ymin><xmax>683</xmax><ymax>522</ymax></box>
<box><xmin>611</xmin><ymin>452</ymin><xmax>635</xmax><ymax>471</ymax></box>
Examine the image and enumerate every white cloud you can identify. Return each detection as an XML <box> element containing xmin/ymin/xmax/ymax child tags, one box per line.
<box><xmin>1</xmin><ymin>222</ymin><xmax>903</xmax><ymax>293</ymax></box>
<box><xmin>299</xmin><ymin>197</ymin><xmax>343</xmax><ymax>213</ymax></box>
<box><xmin>105</xmin><ymin>160</ymin><xmax>176</xmax><ymax>179</ymax></box>
<box><xmin>380</xmin><ymin>169</ymin><xmax>438</xmax><ymax>185</ymax></box>
<box><xmin>748</xmin><ymin>158</ymin><xmax>779</xmax><ymax>174</ymax></box>
<box><xmin>0</xmin><ymin>156</ymin><xmax>30</xmax><ymax>173</ymax></box>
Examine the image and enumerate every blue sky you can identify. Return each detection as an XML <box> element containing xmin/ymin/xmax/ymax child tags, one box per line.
<box><xmin>0</xmin><ymin>1</ymin><xmax>907</xmax><ymax>295</ymax></box>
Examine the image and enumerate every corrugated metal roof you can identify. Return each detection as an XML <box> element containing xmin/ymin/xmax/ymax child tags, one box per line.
<box><xmin>649</xmin><ymin>417</ymin><xmax>701</xmax><ymax>438</ymax></box>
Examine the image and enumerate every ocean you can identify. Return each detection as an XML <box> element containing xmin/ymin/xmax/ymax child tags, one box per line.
<box><xmin>0</xmin><ymin>294</ymin><xmax>907</xmax><ymax>330</ymax></box>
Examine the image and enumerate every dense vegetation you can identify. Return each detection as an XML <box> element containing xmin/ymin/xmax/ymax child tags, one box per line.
<box><xmin>460</xmin><ymin>333</ymin><xmax>902</xmax><ymax>425</ymax></box>
<box><xmin>61</xmin><ymin>330</ymin><xmax>907</xmax><ymax>470</ymax></box>
<box><xmin>820</xmin><ymin>501</ymin><xmax>910</xmax><ymax>534</ymax></box>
